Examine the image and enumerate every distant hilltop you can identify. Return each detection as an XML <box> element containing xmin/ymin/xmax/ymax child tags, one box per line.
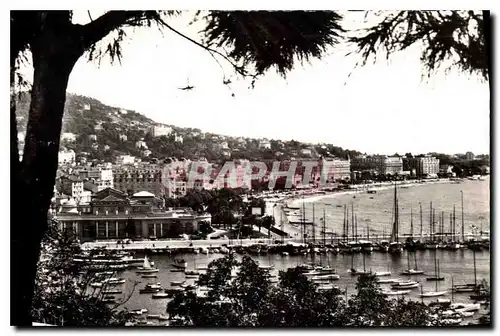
<box><xmin>15</xmin><ymin>92</ymin><xmax>362</xmax><ymax>163</ymax></box>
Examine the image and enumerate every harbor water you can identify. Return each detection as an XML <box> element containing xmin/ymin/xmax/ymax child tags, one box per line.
<box><xmin>104</xmin><ymin>179</ymin><xmax>490</xmax><ymax>319</ymax></box>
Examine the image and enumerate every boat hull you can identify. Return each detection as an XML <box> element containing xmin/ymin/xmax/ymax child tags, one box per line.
<box><xmin>419</xmin><ymin>291</ymin><xmax>447</xmax><ymax>297</ymax></box>
<box><xmin>382</xmin><ymin>290</ymin><xmax>411</xmax><ymax>296</ymax></box>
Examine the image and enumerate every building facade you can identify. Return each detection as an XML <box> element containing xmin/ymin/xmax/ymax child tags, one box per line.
<box><xmin>60</xmin><ymin>176</ymin><xmax>84</xmax><ymax>201</ymax></box>
<box><xmin>351</xmin><ymin>155</ymin><xmax>386</xmax><ymax>175</ymax></box>
<box><xmin>319</xmin><ymin>157</ymin><xmax>351</xmax><ymax>182</ymax></box>
<box><xmin>383</xmin><ymin>157</ymin><xmax>403</xmax><ymax>175</ymax></box>
<box><xmin>406</xmin><ymin>156</ymin><xmax>440</xmax><ymax>177</ymax></box>
<box><xmin>113</xmin><ymin>166</ymin><xmax>165</xmax><ymax>196</ymax></box>
<box><xmin>53</xmin><ymin>188</ymin><xmax>211</xmax><ymax>241</ymax></box>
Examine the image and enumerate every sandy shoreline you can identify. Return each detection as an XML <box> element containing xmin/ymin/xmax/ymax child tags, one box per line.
<box><xmin>287</xmin><ymin>179</ymin><xmax>460</xmax><ymax>208</ymax></box>
<box><xmin>261</xmin><ymin>179</ymin><xmax>460</xmax><ymax>213</ymax></box>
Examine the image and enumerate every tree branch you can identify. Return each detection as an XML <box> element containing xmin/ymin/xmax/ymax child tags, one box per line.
<box><xmin>80</xmin><ymin>11</ymin><xmax>148</xmax><ymax>51</ymax></box>
<box><xmin>156</xmin><ymin>17</ymin><xmax>258</xmax><ymax>80</ymax></box>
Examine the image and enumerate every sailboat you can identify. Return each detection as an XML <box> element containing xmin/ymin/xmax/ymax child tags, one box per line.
<box><xmin>374</xmin><ymin>263</ymin><xmax>392</xmax><ymax>277</ymax></box>
<box><xmin>349</xmin><ymin>250</ymin><xmax>370</xmax><ymax>276</ymax></box>
<box><xmin>401</xmin><ymin>251</ymin><xmax>424</xmax><ymax>275</ymax></box>
<box><xmin>185</xmin><ymin>256</ymin><xmax>201</xmax><ymax>278</ymax></box>
<box><xmin>136</xmin><ymin>256</ymin><xmax>159</xmax><ymax>273</ymax></box>
<box><xmin>388</xmin><ymin>182</ymin><xmax>403</xmax><ymax>254</ymax></box>
<box><xmin>419</xmin><ymin>275</ymin><xmax>447</xmax><ymax>297</ymax></box>
<box><xmin>453</xmin><ymin>248</ymin><xmax>482</xmax><ymax>293</ymax></box>
<box><xmin>426</xmin><ymin>251</ymin><xmax>444</xmax><ymax>281</ymax></box>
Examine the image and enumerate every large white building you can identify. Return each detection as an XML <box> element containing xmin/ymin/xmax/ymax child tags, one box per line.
<box><xmin>151</xmin><ymin>125</ymin><xmax>173</xmax><ymax>137</ymax></box>
<box><xmin>406</xmin><ymin>156</ymin><xmax>440</xmax><ymax>177</ymax></box>
<box><xmin>384</xmin><ymin>157</ymin><xmax>403</xmax><ymax>175</ymax></box>
<box><xmin>78</xmin><ymin>167</ymin><xmax>114</xmax><ymax>191</ymax></box>
<box><xmin>319</xmin><ymin>157</ymin><xmax>351</xmax><ymax>183</ymax></box>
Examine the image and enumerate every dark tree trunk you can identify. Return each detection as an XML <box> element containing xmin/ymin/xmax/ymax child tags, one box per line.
<box><xmin>11</xmin><ymin>27</ymin><xmax>81</xmax><ymax>326</ymax></box>
<box><xmin>10</xmin><ymin>11</ymin><xmax>139</xmax><ymax>327</ymax></box>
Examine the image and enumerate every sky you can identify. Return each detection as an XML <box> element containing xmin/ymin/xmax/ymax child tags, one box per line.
<box><xmin>29</xmin><ymin>11</ymin><xmax>491</xmax><ymax>156</ymax></box>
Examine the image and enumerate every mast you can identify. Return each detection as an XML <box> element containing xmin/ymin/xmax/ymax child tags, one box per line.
<box><xmin>280</xmin><ymin>208</ymin><xmax>284</xmax><ymax>244</ymax></box>
<box><xmin>351</xmin><ymin>203</ymin><xmax>355</xmax><ymax>242</ymax></box>
<box><xmin>449</xmin><ymin>213</ymin><xmax>453</xmax><ymax>243</ymax></box>
<box><xmin>419</xmin><ymin>202</ymin><xmax>423</xmax><ymax>239</ymax></box>
<box><xmin>441</xmin><ymin>211</ymin><xmax>445</xmax><ymax>241</ymax></box>
<box><xmin>461</xmin><ymin>190</ymin><xmax>465</xmax><ymax>242</ymax></box>
<box><xmin>414</xmin><ymin>251</ymin><xmax>418</xmax><ymax>271</ymax></box>
<box><xmin>453</xmin><ymin>204</ymin><xmax>456</xmax><ymax>242</ymax></box>
<box><xmin>312</xmin><ymin>203</ymin><xmax>316</xmax><ymax>245</ymax></box>
<box><xmin>391</xmin><ymin>182</ymin><xmax>399</xmax><ymax>243</ymax></box>
<box><xmin>302</xmin><ymin>197</ymin><xmax>306</xmax><ymax>244</ymax></box>
<box><xmin>410</xmin><ymin>207</ymin><xmax>414</xmax><ymax>239</ymax></box>
<box><xmin>323</xmin><ymin>208</ymin><xmax>326</xmax><ymax>246</ymax></box>
<box><xmin>432</xmin><ymin>208</ymin><xmax>436</xmax><ymax>241</ymax></box>
<box><xmin>473</xmin><ymin>248</ymin><xmax>477</xmax><ymax>288</ymax></box>
<box><xmin>343</xmin><ymin>205</ymin><xmax>346</xmax><ymax>242</ymax></box>
<box><xmin>434</xmin><ymin>250</ymin><xmax>437</xmax><ymax>279</ymax></box>
<box><xmin>346</xmin><ymin>206</ymin><xmax>349</xmax><ymax>243</ymax></box>
<box><xmin>429</xmin><ymin>201</ymin><xmax>433</xmax><ymax>241</ymax></box>
<box><xmin>363</xmin><ymin>251</ymin><xmax>366</xmax><ymax>272</ymax></box>
<box><xmin>355</xmin><ymin>215</ymin><xmax>358</xmax><ymax>243</ymax></box>
<box><xmin>435</xmin><ymin>259</ymin><xmax>439</xmax><ymax>292</ymax></box>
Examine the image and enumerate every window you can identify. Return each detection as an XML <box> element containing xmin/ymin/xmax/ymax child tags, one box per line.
<box><xmin>148</xmin><ymin>223</ymin><xmax>155</xmax><ymax>237</ymax></box>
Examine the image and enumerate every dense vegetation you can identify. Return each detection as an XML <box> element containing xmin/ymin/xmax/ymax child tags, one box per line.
<box><xmin>32</xmin><ymin>221</ymin><xmax>130</xmax><ymax>326</ymax></box>
<box><xmin>167</xmin><ymin>254</ymin><xmax>441</xmax><ymax>327</ymax></box>
<box><xmin>165</xmin><ymin>188</ymin><xmax>274</xmax><ymax>234</ymax></box>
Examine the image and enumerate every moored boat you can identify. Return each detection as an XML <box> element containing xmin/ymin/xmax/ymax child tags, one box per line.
<box><xmin>311</xmin><ymin>274</ymin><xmax>340</xmax><ymax>281</ymax></box>
<box><xmin>136</xmin><ymin>256</ymin><xmax>159</xmax><ymax>274</ymax></box>
<box><xmin>139</xmin><ymin>283</ymin><xmax>162</xmax><ymax>294</ymax></box>
<box><xmin>164</xmin><ymin>287</ymin><xmax>185</xmax><ymax>294</ymax></box>
<box><xmin>141</xmin><ymin>274</ymin><xmax>157</xmax><ymax>278</ymax></box>
<box><xmin>374</xmin><ymin>271</ymin><xmax>391</xmax><ymax>277</ymax></box>
<box><xmin>401</xmin><ymin>269</ymin><xmax>425</xmax><ymax>276</ymax></box>
<box><xmin>376</xmin><ymin>278</ymin><xmax>402</xmax><ymax>284</ymax></box>
<box><xmin>419</xmin><ymin>290</ymin><xmax>447</xmax><ymax>297</ymax></box>
<box><xmin>392</xmin><ymin>283</ymin><xmax>420</xmax><ymax>289</ymax></box>
<box><xmin>171</xmin><ymin>259</ymin><xmax>187</xmax><ymax>269</ymax></box>
<box><xmin>152</xmin><ymin>292</ymin><xmax>170</xmax><ymax>299</ymax></box>
<box><xmin>103</xmin><ymin>277</ymin><xmax>126</xmax><ymax>285</ymax></box>
<box><xmin>170</xmin><ymin>280</ymin><xmax>185</xmax><ymax>287</ymax></box>
<box><xmin>382</xmin><ymin>289</ymin><xmax>411</xmax><ymax>296</ymax></box>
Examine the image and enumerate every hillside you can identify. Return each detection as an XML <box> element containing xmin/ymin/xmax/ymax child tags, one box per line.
<box><xmin>15</xmin><ymin>92</ymin><xmax>361</xmax><ymax>163</ymax></box>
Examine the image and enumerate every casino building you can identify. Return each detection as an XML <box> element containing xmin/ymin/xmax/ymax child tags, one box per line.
<box><xmin>53</xmin><ymin>188</ymin><xmax>211</xmax><ymax>242</ymax></box>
